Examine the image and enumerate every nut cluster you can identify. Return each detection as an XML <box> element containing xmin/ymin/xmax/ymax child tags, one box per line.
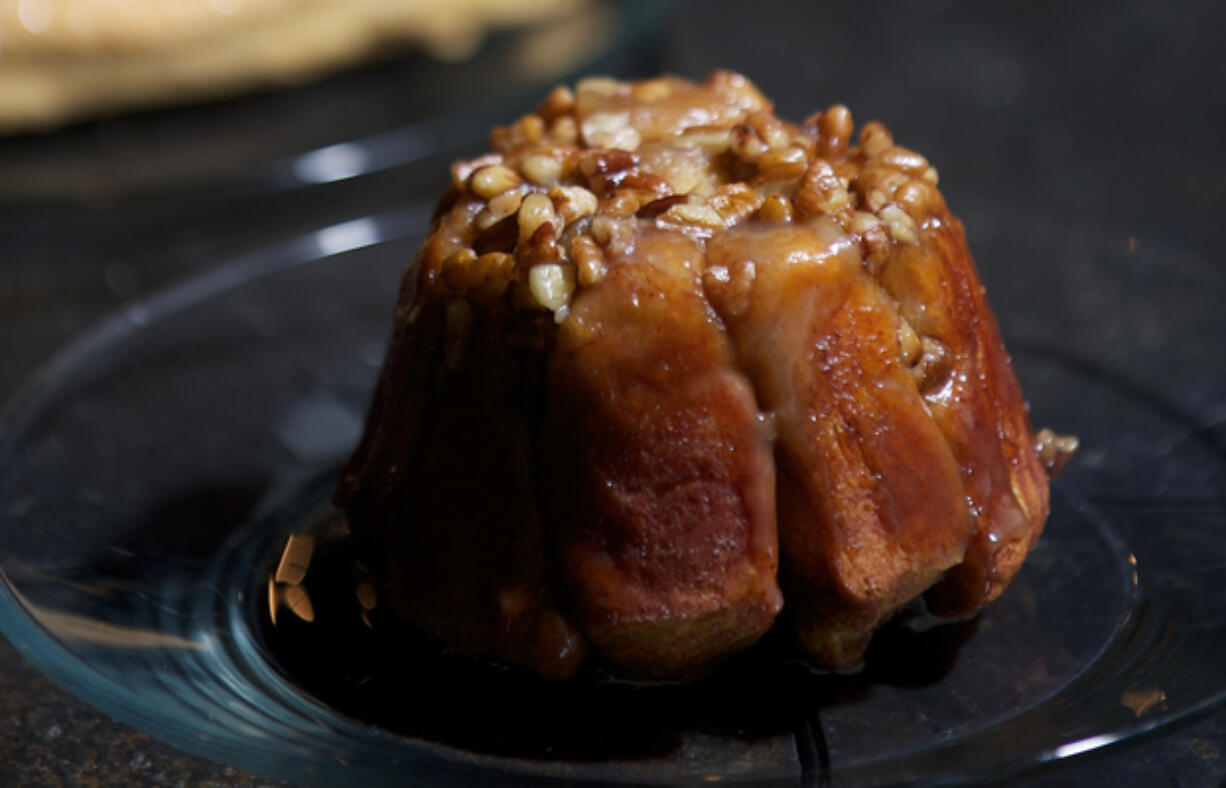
<box><xmin>427</xmin><ymin>72</ymin><xmax>951</xmax><ymax>326</ymax></box>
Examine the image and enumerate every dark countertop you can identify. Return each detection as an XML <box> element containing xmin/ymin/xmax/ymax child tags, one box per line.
<box><xmin>2</xmin><ymin>1</ymin><xmax>1225</xmax><ymax>784</ymax></box>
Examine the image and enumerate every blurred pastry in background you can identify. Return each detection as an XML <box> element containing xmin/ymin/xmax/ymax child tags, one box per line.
<box><xmin>0</xmin><ymin>0</ymin><xmax>587</xmax><ymax>132</ymax></box>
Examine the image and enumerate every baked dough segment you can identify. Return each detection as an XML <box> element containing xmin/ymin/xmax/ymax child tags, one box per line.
<box><xmin>542</xmin><ymin>229</ymin><xmax>783</xmax><ymax>680</ymax></box>
<box><xmin>706</xmin><ymin>220</ymin><xmax>970</xmax><ymax>669</ymax></box>
<box><xmin>875</xmin><ymin>217</ymin><xmax>1051</xmax><ymax>618</ymax></box>
<box><xmin>338</xmin><ymin>255</ymin><xmax>587</xmax><ymax>680</ymax></box>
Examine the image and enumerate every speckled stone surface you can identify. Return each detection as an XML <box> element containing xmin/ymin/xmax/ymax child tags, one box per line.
<box><xmin>0</xmin><ymin>638</ymin><xmax>285</xmax><ymax>787</ymax></box>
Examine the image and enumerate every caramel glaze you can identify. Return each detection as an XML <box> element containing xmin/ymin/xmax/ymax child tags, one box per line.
<box><xmin>886</xmin><ymin>218</ymin><xmax>1052</xmax><ymax>618</ymax></box>
<box><xmin>542</xmin><ymin>229</ymin><xmax>782</xmax><ymax>679</ymax></box>
<box><xmin>706</xmin><ymin>221</ymin><xmax>971</xmax><ymax>669</ymax></box>
<box><xmin>337</xmin><ymin>72</ymin><xmax>1057</xmax><ymax>680</ymax></box>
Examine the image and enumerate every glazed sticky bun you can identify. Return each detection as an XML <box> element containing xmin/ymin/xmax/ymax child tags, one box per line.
<box><xmin>337</xmin><ymin>72</ymin><xmax>1075</xmax><ymax>680</ymax></box>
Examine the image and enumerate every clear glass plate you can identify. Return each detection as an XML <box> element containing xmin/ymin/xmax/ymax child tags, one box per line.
<box><xmin>1</xmin><ymin>207</ymin><xmax>1223</xmax><ymax>786</ymax></box>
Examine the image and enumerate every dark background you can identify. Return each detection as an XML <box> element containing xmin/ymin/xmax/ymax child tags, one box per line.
<box><xmin>2</xmin><ymin>0</ymin><xmax>1224</xmax><ymax>784</ymax></box>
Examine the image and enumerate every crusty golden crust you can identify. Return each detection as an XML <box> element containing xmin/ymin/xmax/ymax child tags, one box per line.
<box><xmin>337</xmin><ymin>72</ymin><xmax>1053</xmax><ymax>679</ymax></box>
